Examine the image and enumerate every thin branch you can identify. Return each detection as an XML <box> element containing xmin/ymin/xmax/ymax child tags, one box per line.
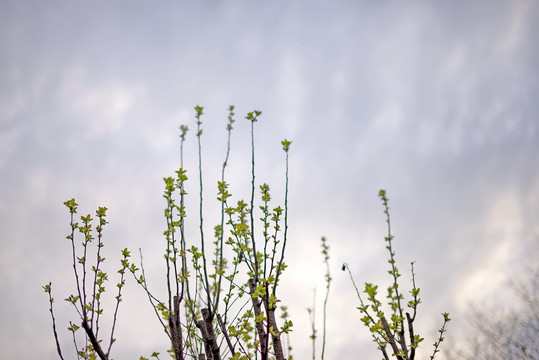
<box><xmin>106</xmin><ymin>251</ymin><xmax>128</xmax><ymax>357</ymax></box>
<box><xmin>195</xmin><ymin>105</ymin><xmax>213</xmax><ymax>315</ymax></box>
<box><xmin>247</xmin><ymin>111</ymin><xmax>261</xmax><ymax>281</ymax></box>
<box><xmin>43</xmin><ymin>283</ymin><xmax>65</xmax><ymax>360</ymax></box>
<box><xmin>273</xmin><ymin>139</ymin><xmax>291</xmax><ymax>295</ymax></box>
<box><xmin>213</xmin><ymin>105</ymin><xmax>235</xmax><ymax>315</ymax></box>
<box><xmin>217</xmin><ymin>313</ymin><xmax>235</xmax><ymax>356</ymax></box>
<box><xmin>307</xmin><ymin>289</ymin><xmax>316</xmax><ymax>360</ymax></box>
<box><xmin>321</xmin><ymin>237</ymin><xmax>331</xmax><ymax>360</ymax></box>
<box><xmin>430</xmin><ymin>313</ymin><xmax>451</xmax><ymax>360</ymax></box>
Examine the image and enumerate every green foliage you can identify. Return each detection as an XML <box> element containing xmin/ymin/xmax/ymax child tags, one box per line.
<box><xmin>45</xmin><ymin>105</ymin><xmax>294</xmax><ymax>360</ymax></box>
<box><xmin>44</xmin><ymin>200</ymin><xmax>129</xmax><ymax>360</ymax></box>
<box><xmin>125</xmin><ymin>106</ymin><xmax>293</xmax><ymax>360</ymax></box>
<box><xmin>343</xmin><ymin>190</ymin><xmax>450</xmax><ymax>360</ymax></box>
<box><xmin>45</xmin><ymin>104</ymin><xmax>452</xmax><ymax>360</ymax></box>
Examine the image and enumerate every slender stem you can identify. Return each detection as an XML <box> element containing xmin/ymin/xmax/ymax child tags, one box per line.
<box><xmin>179</xmin><ymin>124</ymin><xmax>194</xmax><ymax>311</ymax></box>
<box><xmin>195</xmin><ymin>106</ymin><xmax>213</xmax><ymax>314</ymax></box>
<box><xmin>308</xmin><ymin>289</ymin><xmax>316</xmax><ymax>360</ymax></box>
<box><xmin>106</xmin><ymin>254</ymin><xmax>128</xmax><ymax>357</ymax></box>
<box><xmin>165</xmin><ymin>191</ymin><xmax>174</xmax><ymax>318</ymax></box>
<box><xmin>70</xmin><ymin>321</ymin><xmax>81</xmax><ymax>360</ymax></box>
<box><xmin>343</xmin><ymin>263</ymin><xmax>386</xmax><ymax>356</ymax></box>
<box><xmin>379</xmin><ymin>190</ymin><xmax>405</xmax><ymax>335</ymax></box>
<box><xmin>136</xmin><ymin>249</ymin><xmax>169</xmax><ymax>336</ymax></box>
<box><xmin>44</xmin><ymin>284</ymin><xmax>65</xmax><ymax>360</ymax></box>
<box><xmin>91</xmin><ymin>216</ymin><xmax>103</xmax><ymax>335</ymax></box>
<box><xmin>248</xmin><ymin>115</ymin><xmax>259</xmax><ymax>281</ymax></box>
<box><xmin>68</xmin><ymin>210</ymin><xmax>87</xmax><ymax>322</ymax></box>
<box><xmin>273</xmin><ymin>143</ymin><xmax>290</xmax><ymax>295</ymax></box>
<box><xmin>214</xmin><ymin>105</ymin><xmax>235</xmax><ymax>315</ymax></box>
<box><xmin>430</xmin><ymin>313</ymin><xmax>451</xmax><ymax>360</ymax></box>
<box><xmin>409</xmin><ymin>262</ymin><xmax>419</xmax><ymax>322</ymax></box>
<box><xmin>321</xmin><ymin>237</ymin><xmax>331</xmax><ymax>360</ymax></box>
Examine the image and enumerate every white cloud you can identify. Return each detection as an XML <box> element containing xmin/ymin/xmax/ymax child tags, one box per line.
<box><xmin>495</xmin><ymin>0</ymin><xmax>535</xmax><ymax>57</ymax></box>
<box><xmin>276</xmin><ymin>47</ymin><xmax>305</xmax><ymax>137</ymax></box>
<box><xmin>1</xmin><ymin>1</ymin><xmax>538</xmax><ymax>358</ymax></box>
<box><xmin>0</xmin><ymin>126</ymin><xmax>22</xmax><ymax>172</ymax></box>
<box><xmin>0</xmin><ymin>71</ymin><xmax>26</xmax><ymax>123</ymax></box>
<box><xmin>58</xmin><ymin>68</ymin><xmax>143</xmax><ymax>140</ymax></box>
<box><xmin>372</xmin><ymin>101</ymin><xmax>404</xmax><ymax>132</ymax></box>
<box><xmin>455</xmin><ymin>188</ymin><xmax>530</xmax><ymax>309</ymax></box>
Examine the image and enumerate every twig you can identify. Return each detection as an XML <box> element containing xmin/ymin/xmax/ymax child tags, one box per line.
<box><xmin>43</xmin><ymin>283</ymin><xmax>65</xmax><ymax>360</ymax></box>
<box><xmin>430</xmin><ymin>313</ymin><xmax>451</xmax><ymax>360</ymax></box>
<box><xmin>321</xmin><ymin>236</ymin><xmax>331</xmax><ymax>360</ymax></box>
<box><xmin>217</xmin><ymin>313</ymin><xmax>235</xmax><ymax>356</ymax></box>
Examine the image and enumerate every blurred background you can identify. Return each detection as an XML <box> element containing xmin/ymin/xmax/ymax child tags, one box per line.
<box><xmin>1</xmin><ymin>1</ymin><xmax>537</xmax><ymax>359</ymax></box>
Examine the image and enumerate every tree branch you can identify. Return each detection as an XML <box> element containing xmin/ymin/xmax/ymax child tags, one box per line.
<box><xmin>82</xmin><ymin>319</ymin><xmax>108</xmax><ymax>360</ymax></box>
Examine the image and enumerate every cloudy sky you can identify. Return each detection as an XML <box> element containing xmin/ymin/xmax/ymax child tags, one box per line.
<box><xmin>1</xmin><ymin>1</ymin><xmax>538</xmax><ymax>359</ymax></box>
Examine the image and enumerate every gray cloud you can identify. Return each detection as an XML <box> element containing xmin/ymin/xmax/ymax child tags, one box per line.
<box><xmin>1</xmin><ymin>1</ymin><xmax>538</xmax><ymax>359</ymax></box>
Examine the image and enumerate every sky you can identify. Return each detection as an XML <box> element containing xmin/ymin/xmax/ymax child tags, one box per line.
<box><xmin>1</xmin><ymin>0</ymin><xmax>538</xmax><ymax>359</ymax></box>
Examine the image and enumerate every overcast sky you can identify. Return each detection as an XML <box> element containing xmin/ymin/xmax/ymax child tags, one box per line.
<box><xmin>1</xmin><ymin>1</ymin><xmax>538</xmax><ymax>359</ymax></box>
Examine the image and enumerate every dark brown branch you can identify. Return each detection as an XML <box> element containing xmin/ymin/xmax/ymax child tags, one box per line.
<box><xmin>169</xmin><ymin>295</ymin><xmax>183</xmax><ymax>360</ymax></box>
<box><xmin>267</xmin><ymin>307</ymin><xmax>285</xmax><ymax>360</ymax></box>
<box><xmin>249</xmin><ymin>278</ymin><xmax>268</xmax><ymax>360</ymax></box>
<box><xmin>380</xmin><ymin>344</ymin><xmax>390</xmax><ymax>360</ymax></box>
<box><xmin>82</xmin><ymin>319</ymin><xmax>108</xmax><ymax>360</ymax></box>
<box><xmin>381</xmin><ymin>317</ymin><xmax>403</xmax><ymax>360</ymax></box>
<box><xmin>217</xmin><ymin>314</ymin><xmax>235</xmax><ymax>356</ymax></box>
<box><xmin>406</xmin><ymin>313</ymin><xmax>416</xmax><ymax>360</ymax></box>
<box><xmin>396</xmin><ymin>328</ymin><xmax>408</xmax><ymax>360</ymax></box>
<box><xmin>196</xmin><ymin>308</ymin><xmax>220</xmax><ymax>360</ymax></box>
<box><xmin>196</xmin><ymin>319</ymin><xmax>211</xmax><ymax>359</ymax></box>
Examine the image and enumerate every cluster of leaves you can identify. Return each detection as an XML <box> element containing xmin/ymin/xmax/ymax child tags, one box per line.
<box><xmin>45</xmin><ymin>105</ymin><xmax>294</xmax><ymax>360</ymax></box>
<box><xmin>44</xmin><ymin>199</ymin><xmax>130</xmax><ymax>360</ymax></box>
<box><xmin>44</xmin><ymin>105</ymin><xmax>452</xmax><ymax>360</ymax></box>
<box><xmin>342</xmin><ymin>190</ymin><xmax>450</xmax><ymax>360</ymax></box>
<box><xmin>129</xmin><ymin>106</ymin><xmax>295</xmax><ymax>360</ymax></box>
